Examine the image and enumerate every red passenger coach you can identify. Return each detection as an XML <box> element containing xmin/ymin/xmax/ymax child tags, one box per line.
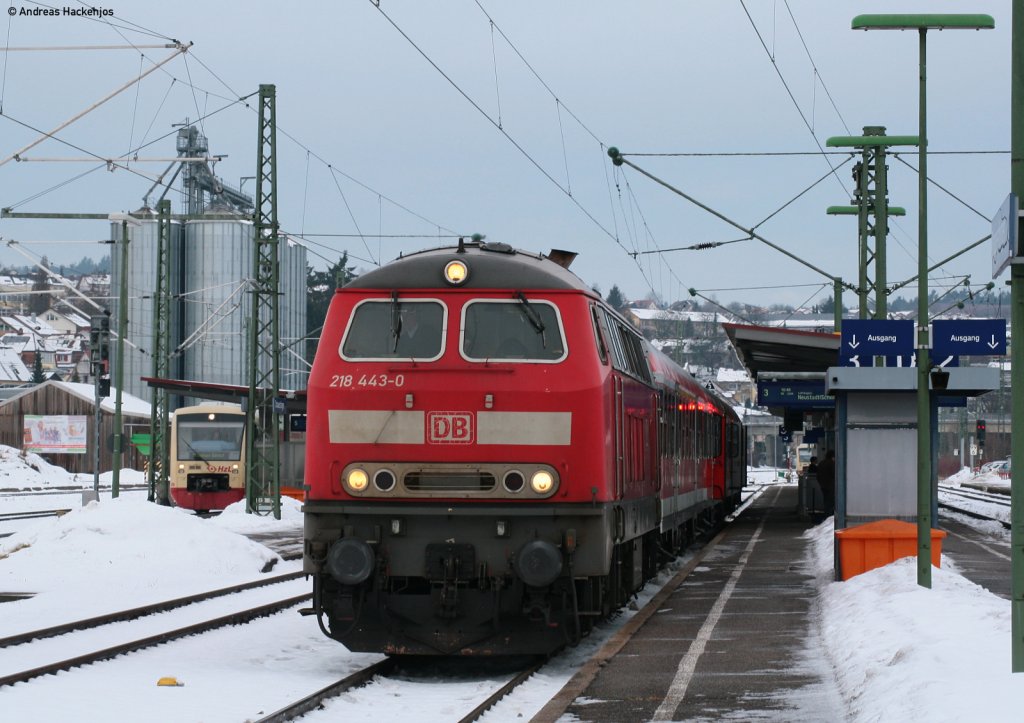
<box><xmin>303</xmin><ymin>240</ymin><xmax>745</xmax><ymax>655</ymax></box>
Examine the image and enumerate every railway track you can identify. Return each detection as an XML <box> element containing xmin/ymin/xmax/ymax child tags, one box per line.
<box><xmin>252</xmin><ymin>502</ymin><xmax>744</xmax><ymax>721</ymax></box>
<box><xmin>254</xmin><ymin>656</ymin><xmax>547</xmax><ymax>723</ymax></box>
<box><xmin>939</xmin><ymin>485</ymin><xmax>1010</xmax><ymax>507</ymax></box>
<box><xmin>0</xmin><ymin>570</ymin><xmax>304</xmax><ymax>647</ymax></box>
<box><xmin>938</xmin><ymin>501</ymin><xmax>1011</xmax><ymax>530</ymax></box>
<box><xmin>0</xmin><ymin>508</ymin><xmax>71</xmax><ymax>523</ymax></box>
<box><xmin>0</xmin><ymin>484</ymin><xmax>149</xmax><ymax>498</ymax></box>
<box><xmin>938</xmin><ymin>486</ymin><xmax>1011</xmax><ymax>530</ymax></box>
<box><xmin>0</xmin><ymin>574</ymin><xmax>310</xmax><ymax>687</ymax></box>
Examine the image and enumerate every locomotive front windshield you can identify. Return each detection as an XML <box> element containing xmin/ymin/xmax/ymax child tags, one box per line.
<box><xmin>341</xmin><ymin>300</ymin><xmax>445</xmax><ymax>360</ymax></box>
<box><xmin>462</xmin><ymin>300</ymin><xmax>566</xmax><ymax>361</ymax></box>
<box><xmin>176</xmin><ymin>413</ymin><xmax>245</xmax><ymax>461</ymax></box>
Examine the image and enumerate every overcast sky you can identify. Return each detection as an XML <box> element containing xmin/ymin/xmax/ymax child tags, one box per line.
<box><xmin>0</xmin><ymin>1</ymin><xmax>1012</xmax><ymax>310</ymax></box>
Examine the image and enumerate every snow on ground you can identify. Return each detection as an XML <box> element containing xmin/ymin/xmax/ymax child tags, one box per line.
<box><xmin>941</xmin><ymin>463</ymin><xmax>1012</xmax><ymax>494</ymax></box>
<box><xmin>746</xmin><ymin>465</ymin><xmax>792</xmax><ymax>484</ymax></box>
<box><xmin>0</xmin><ymin>445</ymin><xmax>96</xmax><ymax>490</ymax></box>
<box><xmin>0</xmin><ymin>498</ymin><xmax>284</xmax><ymax>635</ymax></box>
<box><xmin>0</xmin><ymin>447</ymin><xmax>1021</xmax><ymax>721</ymax></box>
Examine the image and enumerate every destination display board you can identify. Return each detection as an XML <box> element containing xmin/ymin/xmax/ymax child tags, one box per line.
<box><xmin>758</xmin><ymin>379</ymin><xmax>834</xmax><ymax>409</ymax></box>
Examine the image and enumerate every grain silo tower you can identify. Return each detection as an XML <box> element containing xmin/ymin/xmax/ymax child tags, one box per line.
<box><xmin>109</xmin><ymin>210</ymin><xmax>183</xmax><ymax>401</ymax></box>
<box><xmin>110</xmin><ymin>125</ymin><xmax>307</xmax><ymax>402</ymax></box>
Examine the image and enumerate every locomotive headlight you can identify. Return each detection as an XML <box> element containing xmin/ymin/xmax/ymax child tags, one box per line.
<box><xmin>346</xmin><ymin>468</ymin><xmax>369</xmax><ymax>492</ymax></box>
<box><xmin>231</xmin><ymin>464</ymin><xmax>239</xmax><ymax>472</ymax></box>
<box><xmin>177</xmin><ymin>464</ymin><xmax>184</xmax><ymax>473</ymax></box>
<box><xmin>530</xmin><ymin>470</ymin><xmax>555</xmax><ymax>494</ymax></box>
<box><xmin>444</xmin><ymin>259</ymin><xmax>469</xmax><ymax>285</ymax></box>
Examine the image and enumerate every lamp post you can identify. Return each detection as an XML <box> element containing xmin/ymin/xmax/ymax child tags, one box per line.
<box><xmin>851</xmin><ymin>14</ymin><xmax>994</xmax><ymax>589</ymax></box>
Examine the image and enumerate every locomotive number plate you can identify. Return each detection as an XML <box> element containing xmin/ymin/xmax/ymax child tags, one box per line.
<box><xmin>329</xmin><ymin>373</ymin><xmax>406</xmax><ymax>388</ymax></box>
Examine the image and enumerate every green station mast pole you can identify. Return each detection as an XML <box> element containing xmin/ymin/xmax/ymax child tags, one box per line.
<box><xmin>826</xmin><ymin>129</ymin><xmax>912</xmax><ymax>320</ymax></box>
<box><xmin>147</xmin><ymin>200</ymin><xmax>172</xmax><ymax>505</ymax></box>
<box><xmin>111</xmin><ymin>218</ymin><xmax>130</xmax><ymax>497</ymax></box>
<box><xmin>245</xmin><ymin>84</ymin><xmax>282</xmax><ymax>519</ymax></box>
<box><xmin>1011</xmin><ymin>0</ymin><xmax>1024</xmax><ymax>674</ymax></box>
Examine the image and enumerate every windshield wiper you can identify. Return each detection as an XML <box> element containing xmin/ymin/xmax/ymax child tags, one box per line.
<box><xmin>390</xmin><ymin>290</ymin><xmax>402</xmax><ymax>353</ymax></box>
<box><xmin>182</xmin><ymin>437</ymin><xmax>211</xmax><ymax>465</ymax></box>
<box><xmin>515</xmin><ymin>291</ymin><xmax>547</xmax><ymax>348</ymax></box>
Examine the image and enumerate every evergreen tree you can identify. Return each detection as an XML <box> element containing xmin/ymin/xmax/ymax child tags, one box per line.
<box><xmin>306</xmin><ymin>253</ymin><xmax>357</xmax><ymax>361</ymax></box>
<box><xmin>32</xmin><ymin>353</ymin><xmax>45</xmax><ymax>384</ymax></box>
<box><xmin>30</xmin><ymin>256</ymin><xmax>52</xmax><ymax>314</ymax></box>
<box><xmin>606</xmin><ymin>285</ymin><xmax>626</xmax><ymax>311</ymax></box>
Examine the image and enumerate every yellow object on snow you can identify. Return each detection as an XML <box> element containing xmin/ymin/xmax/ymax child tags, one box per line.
<box><xmin>156</xmin><ymin>677</ymin><xmax>184</xmax><ymax>687</ymax></box>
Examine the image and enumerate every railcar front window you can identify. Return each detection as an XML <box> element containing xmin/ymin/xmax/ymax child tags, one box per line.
<box><xmin>176</xmin><ymin>415</ymin><xmax>244</xmax><ymax>461</ymax></box>
<box><xmin>462</xmin><ymin>300</ymin><xmax>566</xmax><ymax>362</ymax></box>
<box><xmin>341</xmin><ymin>300</ymin><xmax>445</xmax><ymax>360</ymax></box>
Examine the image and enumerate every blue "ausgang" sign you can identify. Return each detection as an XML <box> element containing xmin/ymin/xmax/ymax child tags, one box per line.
<box><xmin>840</xmin><ymin>319</ymin><xmax>914</xmax><ymax>357</ymax></box>
<box><xmin>932</xmin><ymin>319</ymin><xmax>1007</xmax><ymax>356</ymax></box>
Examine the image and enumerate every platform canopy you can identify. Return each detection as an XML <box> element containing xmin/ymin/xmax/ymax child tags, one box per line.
<box><xmin>141</xmin><ymin>376</ymin><xmax>307</xmax><ymax>414</ymax></box>
<box><xmin>723</xmin><ymin>323</ymin><xmax>839</xmax><ymax>378</ymax></box>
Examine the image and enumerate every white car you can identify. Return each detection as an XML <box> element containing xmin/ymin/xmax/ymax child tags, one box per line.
<box><xmin>979</xmin><ymin>459</ymin><xmax>1010</xmax><ymax>475</ymax></box>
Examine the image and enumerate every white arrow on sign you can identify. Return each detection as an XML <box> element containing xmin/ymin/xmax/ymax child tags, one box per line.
<box><xmin>848</xmin><ymin>335</ymin><xmax>859</xmax><ymax>350</ymax></box>
<box><xmin>988</xmin><ymin>335</ymin><xmax>999</xmax><ymax>349</ymax></box>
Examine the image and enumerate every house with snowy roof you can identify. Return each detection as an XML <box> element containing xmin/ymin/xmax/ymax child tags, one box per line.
<box><xmin>0</xmin><ymin>346</ymin><xmax>31</xmax><ymax>386</ymax></box>
<box><xmin>0</xmin><ymin>379</ymin><xmax>150</xmax><ymax>473</ymax></box>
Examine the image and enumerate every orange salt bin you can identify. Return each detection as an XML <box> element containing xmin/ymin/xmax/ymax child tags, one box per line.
<box><xmin>834</xmin><ymin>519</ymin><xmax>947</xmax><ymax>581</ymax></box>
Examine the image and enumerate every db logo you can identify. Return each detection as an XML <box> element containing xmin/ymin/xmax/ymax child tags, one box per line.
<box><xmin>428</xmin><ymin>412</ymin><xmax>474</xmax><ymax>444</ymax></box>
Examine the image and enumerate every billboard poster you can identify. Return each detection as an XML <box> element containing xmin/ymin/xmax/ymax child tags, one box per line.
<box><xmin>23</xmin><ymin>415</ymin><xmax>88</xmax><ymax>454</ymax></box>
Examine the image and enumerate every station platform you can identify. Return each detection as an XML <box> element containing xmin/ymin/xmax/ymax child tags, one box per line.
<box><xmin>536</xmin><ymin>484</ymin><xmax>843</xmax><ymax>721</ymax></box>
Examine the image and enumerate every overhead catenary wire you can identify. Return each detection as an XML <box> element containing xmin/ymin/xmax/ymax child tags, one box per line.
<box><xmin>609</xmin><ymin>149</ymin><xmax>853</xmax><ymax>291</ymax></box>
<box><xmin>631</xmin><ymin>237</ymin><xmax>751</xmax><ymax>256</ymax></box>
<box><xmin>66</xmin><ymin>0</ymin><xmax>176</xmax><ymax>41</ymax></box>
<box><xmin>777</xmin><ymin>283</ymin><xmax>833</xmax><ymax>326</ymax></box>
<box><xmin>891</xmin><ymin>153</ymin><xmax>992</xmax><ymax>223</ymax></box>
<box><xmin>737</xmin><ymin>0</ymin><xmax>850</xmax><ymax>196</ymax></box>
<box><xmin>692</xmin><ymin>282</ymin><xmax>828</xmax><ymax>293</ymax></box>
<box><xmin>0</xmin><ymin>43</ymin><xmax>190</xmax><ymax>168</ymax></box>
<box><xmin>376</xmin><ymin>2</ymin><xmax>892</xmax><ymax>309</ymax></box>
<box><xmin>174</xmin><ymin>280</ymin><xmax>248</xmax><ymax>355</ymax></box>
<box><xmin>685</xmin><ymin>288</ymin><xmax>754</xmax><ymax>325</ymax></box>
<box><xmin>780</xmin><ymin>0</ymin><xmax>852</xmax><ymax>137</ymax></box>
<box><xmin>626</xmin><ymin>150</ymin><xmax>1009</xmax><ymax>157</ymax></box>
<box><xmin>3</xmin><ymin>3</ymin><xmax>998</xmax><ymax>318</ymax></box>
<box><xmin>0</xmin><ymin>91</ymin><xmax>254</xmax><ymax>210</ymax></box>
<box><xmin>369</xmin><ymin>2</ymin><xmax>620</xmax><ymax>247</ymax></box>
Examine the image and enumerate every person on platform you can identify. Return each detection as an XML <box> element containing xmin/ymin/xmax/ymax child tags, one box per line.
<box><xmin>817</xmin><ymin>450</ymin><xmax>836</xmax><ymax>517</ymax></box>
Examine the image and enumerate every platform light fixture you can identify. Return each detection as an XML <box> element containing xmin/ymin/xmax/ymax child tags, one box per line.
<box><xmin>850</xmin><ymin>14</ymin><xmax>994</xmax><ymax>591</ymax></box>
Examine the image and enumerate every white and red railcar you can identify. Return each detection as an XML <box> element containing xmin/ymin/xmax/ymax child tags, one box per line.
<box><xmin>302</xmin><ymin>241</ymin><xmax>745</xmax><ymax>655</ymax></box>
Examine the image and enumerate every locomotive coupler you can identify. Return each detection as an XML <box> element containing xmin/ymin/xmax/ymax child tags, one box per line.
<box><xmin>426</xmin><ymin>542</ymin><xmax>475</xmax><ymax>620</ymax></box>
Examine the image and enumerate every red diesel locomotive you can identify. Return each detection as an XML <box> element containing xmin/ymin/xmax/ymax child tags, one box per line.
<box><xmin>302</xmin><ymin>240</ymin><xmax>745</xmax><ymax>655</ymax></box>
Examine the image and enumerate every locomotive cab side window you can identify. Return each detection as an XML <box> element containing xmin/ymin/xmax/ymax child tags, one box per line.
<box><xmin>596</xmin><ymin>307</ymin><xmax>653</xmax><ymax>384</ymax></box>
<box><xmin>461</xmin><ymin>299</ymin><xmax>567</xmax><ymax>362</ymax></box>
<box><xmin>340</xmin><ymin>299</ymin><xmax>446</xmax><ymax>361</ymax></box>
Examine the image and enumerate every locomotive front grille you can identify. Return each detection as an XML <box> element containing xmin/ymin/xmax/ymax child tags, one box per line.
<box><xmin>339</xmin><ymin>462</ymin><xmax>559</xmax><ymax>498</ymax></box>
<box><xmin>186</xmin><ymin>474</ymin><xmax>230</xmax><ymax>492</ymax></box>
<box><xmin>404</xmin><ymin>472</ymin><xmax>496</xmax><ymax>492</ymax></box>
